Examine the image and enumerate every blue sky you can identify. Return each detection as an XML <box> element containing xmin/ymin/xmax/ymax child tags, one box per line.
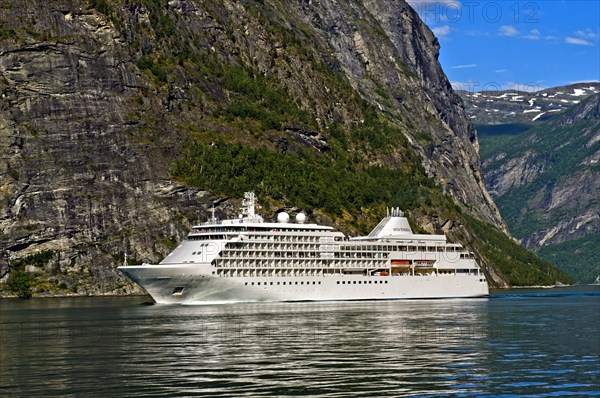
<box><xmin>407</xmin><ymin>0</ymin><xmax>600</xmax><ymax>91</ymax></box>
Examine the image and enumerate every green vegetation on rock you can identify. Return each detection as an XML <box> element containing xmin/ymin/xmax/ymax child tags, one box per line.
<box><xmin>173</xmin><ymin>139</ymin><xmax>435</xmax><ymax>219</ymax></box>
<box><xmin>537</xmin><ymin>235</ymin><xmax>600</xmax><ymax>284</ymax></box>
<box><xmin>463</xmin><ymin>214</ymin><xmax>572</xmax><ymax>286</ymax></box>
<box><xmin>7</xmin><ymin>269</ymin><xmax>32</xmax><ymax>299</ymax></box>
<box><xmin>5</xmin><ymin>251</ymin><xmax>54</xmax><ymax>299</ymax></box>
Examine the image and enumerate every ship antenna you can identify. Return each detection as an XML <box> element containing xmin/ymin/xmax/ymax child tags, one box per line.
<box><xmin>123</xmin><ymin>252</ymin><xmax>127</xmax><ymax>267</ymax></box>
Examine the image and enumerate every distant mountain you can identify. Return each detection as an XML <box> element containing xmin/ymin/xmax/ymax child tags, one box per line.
<box><xmin>458</xmin><ymin>82</ymin><xmax>599</xmax><ymax>125</ymax></box>
<box><xmin>462</xmin><ymin>85</ymin><xmax>600</xmax><ymax>284</ymax></box>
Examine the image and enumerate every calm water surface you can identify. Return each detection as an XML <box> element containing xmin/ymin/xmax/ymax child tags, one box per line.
<box><xmin>1</xmin><ymin>286</ymin><xmax>599</xmax><ymax>397</ymax></box>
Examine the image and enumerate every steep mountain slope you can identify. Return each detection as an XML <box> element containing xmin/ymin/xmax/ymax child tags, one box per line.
<box><xmin>0</xmin><ymin>0</ymin><xmax>570</xmax><ymax>295</ymax></box>
<box><xmin>476</xmin><ymin>92</ymin><xmax>600</xmax><ymax>283</ymax></box>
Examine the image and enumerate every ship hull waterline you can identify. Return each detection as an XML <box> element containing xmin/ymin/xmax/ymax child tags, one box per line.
<box><xmin>119</xmin><ymin>264</ymin><xmax>489</xmax><ymax>305</ymax></box>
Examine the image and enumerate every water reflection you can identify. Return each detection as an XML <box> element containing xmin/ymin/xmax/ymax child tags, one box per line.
<box><xmin>1</xmin><ymin>288</ymin><xmax>599</xmax><ymax>397</ymax></box>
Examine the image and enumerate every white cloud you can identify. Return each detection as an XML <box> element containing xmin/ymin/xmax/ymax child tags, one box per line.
<box><xmin>575</xmin><ymin>30</ymin><xmax>599</xmax><ymax>40</ymax></box>
<box><xmin>499</xmin><ymin>25</ymin><xmax>519</xmax><ymax>37</ymax></box>
<box><xmin>566</xmin><ymin>37</ymin><xmax>593</xmax><ymax>46</ymax></box>
<box><xmin>465</xmin><ymin>30</ymin><xmax>490</xmax><ymax>37</ymax></box>
<box><xmin>432</xmin><ymin>25</ymin><xmax>451</xmax><ymax>37</ymax></box>
<box><xmin>451</xmin><ymin>64</ymin><xmax>477</xmax><ymax>69</ymax></box>
<box><xmin>523</xmin><ymin>29</ymin><xmax>541</xmax><ymax>40</ymax></box>
<box><xmin>495</xmin><ymin>69</ymin><xmax>508</xmax><ymax>73</ymax></box>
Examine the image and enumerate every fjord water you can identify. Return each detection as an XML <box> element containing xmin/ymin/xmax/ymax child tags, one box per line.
<box><xmin>1</xmin><ymin>286</ymin><xmax>598</xmax><ymax>397</ymax></box>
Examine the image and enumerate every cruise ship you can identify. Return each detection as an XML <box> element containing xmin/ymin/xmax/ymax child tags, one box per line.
<box><xmin>119</xmin><ymin>192</ymin><xmax>489</xmax><ymax>304</ymax></box>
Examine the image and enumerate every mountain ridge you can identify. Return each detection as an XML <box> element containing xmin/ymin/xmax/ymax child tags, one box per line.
<box><xmin>458</xmin><ymin>82</ymin><xmax>600</xmax><ymax>125</ymax></box>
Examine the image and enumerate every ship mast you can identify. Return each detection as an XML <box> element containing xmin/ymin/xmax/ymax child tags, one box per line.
<box><xmin>241</xmin><ymin>192</ymin><xmax>256</xmax><ymax>218</ymax></box>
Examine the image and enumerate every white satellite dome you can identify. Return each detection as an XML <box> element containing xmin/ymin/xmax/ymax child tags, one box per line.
<box><xmin>296</xmin><ymin>213</ymin><xmax>306</xmax><ymax>223</ymax></box>
<box><xmin>277</xmin><ymin>212</ymin><xmax>290</xmax><ymax>223</ymax></box>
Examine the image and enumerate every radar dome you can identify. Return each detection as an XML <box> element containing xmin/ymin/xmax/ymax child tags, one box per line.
<box><xmin>296</xmin><ymin>213</ymin><xmax>306</xmax><ymax>223</ymax></box>
<box><xmin>277</xmin><ymin>212</ymin><xmax>290</xmax><ymax>223</ymax></box>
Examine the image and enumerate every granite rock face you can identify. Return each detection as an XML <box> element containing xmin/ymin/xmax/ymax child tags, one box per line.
<box><xmin>1</xmin><ymin>0</ymin><xmax>508</xmax><ymax>294</ymax></box>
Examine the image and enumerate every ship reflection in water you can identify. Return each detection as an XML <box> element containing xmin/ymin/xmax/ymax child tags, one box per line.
<box><xmin>1</xmin><ymin>286</ymin><xmax>599</xmax><ymax>397</ymax></box>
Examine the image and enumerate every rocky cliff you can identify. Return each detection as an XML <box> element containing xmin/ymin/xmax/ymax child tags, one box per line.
<box><xmin>0</xmin><ymin>0</ymin><xmax>567</xmax><ymax>296</ymax></box>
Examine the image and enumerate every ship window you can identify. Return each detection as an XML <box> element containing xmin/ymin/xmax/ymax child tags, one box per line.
<box><xmin>353</xmin><ymin>281</ymin><xmax>356</xmax><ymax>284</ymax></box>
<box><xmin>337</xmin><ymin>281</ymin><xmax>340</xmax><ymax>284</ymax></box>
<box><xmin>270</xmin><ymin>282</ymin><xmax>273</xmax><ymax>285</ymax></box>
<box><xmin>319</xmin><ymin>282</ymin><xmax>321</xmax><ymax>285</ymax></box>
<box><xmin>385</xmin><ymin>281</ymin><xmax>388</xmax><ymax>284</ymax></box>
<box><xmin>369</xmin><ymin>281</ymin><xmax>372</xmax><ymax>284</ymax></box>
<box><xmin>251</xmin><ymin>282</ymin><xmax>255</xmax><ymax>285</ymax></box>
<box><xmin>172</xmin><ymin>287</ymin><xmax>184</xmax><ymax>296</ymax></box>
<box><xmin>245</xmin><ymin>282</ymin><xmax>248</xmax><ymax>286</ymax></box>
<box><xmin>295</xmin><ymin>282</ymin><xmax>298</xmax><ymax>285</ymax></box>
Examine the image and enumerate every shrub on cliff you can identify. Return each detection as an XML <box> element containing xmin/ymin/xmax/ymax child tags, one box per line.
<box><xmin>7</xmin><ymin>269</ymin><xmax>32</xmax><ymax>299</ymax></box>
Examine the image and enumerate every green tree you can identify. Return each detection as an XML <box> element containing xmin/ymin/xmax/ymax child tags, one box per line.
<box><xmin>7</xmin><ymin>269</ymin><xmax>32</xmax><ymax>299</ymax></box>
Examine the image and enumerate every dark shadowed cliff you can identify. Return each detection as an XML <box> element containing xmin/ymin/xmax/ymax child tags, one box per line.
<box><xmin>0</xmin><ymin>0</ymin><xmax>570</xmax><ymax>295</ymax></box>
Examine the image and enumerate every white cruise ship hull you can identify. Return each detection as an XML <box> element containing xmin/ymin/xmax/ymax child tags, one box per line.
<box><xmin>119</xmin><ymin>264</ymin><xmax>489</xmax><ymax>304</ymax></box>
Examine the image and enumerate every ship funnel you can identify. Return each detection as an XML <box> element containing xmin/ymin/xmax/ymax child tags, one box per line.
<box><xmin>367</xmin><ymin>209</ymin><xmax>413</xmax><ymax>237</ymax></box>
